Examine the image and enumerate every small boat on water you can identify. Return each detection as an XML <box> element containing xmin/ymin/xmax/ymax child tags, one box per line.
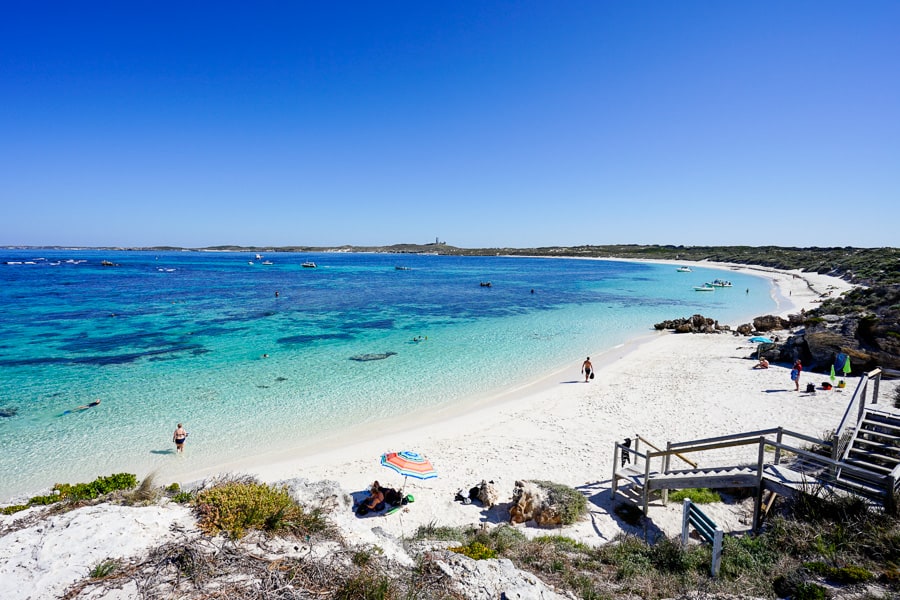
<box><xmin>395</xmin><ymin>266</ymin><xmax>412</xmax><ymax>271</ymax></box>
<box><xmin>262</xmin><ymin>260</ymin><xmax>274</xmax><ymax>265</ymax></box>
<box><xmin>255</xmin><ymin>254</ymin><xmax>263</xmax><ymax>260</ymax></box>
<box><xmin>302</xmin><ymin>261</ymin><xmax>317</xmax><ymax>268</ymax></box>
<box><xmin>694</xmin><ymin>285</ymin><xmax>715</xmax><ymax>292</ymax></box>
<box><xmin>676</xmin><ymin>266</ymin><xmax>692</xmax><ymax>272</ymax></box>
<box><xmin>710</xmin><ymin>279</ymin><xmax>733</xmax><ymax>287</ymax></box>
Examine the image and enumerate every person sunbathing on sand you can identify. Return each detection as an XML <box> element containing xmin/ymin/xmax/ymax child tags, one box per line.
<box><xmin>356</xmin><ymin>481</ymin><xmax>386</xmax><ymax>515</ymax></box>
<box><xmin>755</xmin><ymin>357</ymin><xmax>769</xmax><ymax>369</ymax></box>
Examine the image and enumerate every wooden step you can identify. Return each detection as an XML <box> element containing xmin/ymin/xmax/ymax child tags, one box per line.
<box><xmin>863</xmin><ymin>410</ymin><xmax>900</xmax><ymax>426</ymax></box>
<box><xmin>857</xmin><ymin>432</ymin><xmax>900</xmax><ymax>447</ymax></box>
<box><xmin>831</xmin><ymin>476</ymin><xmax>889</xmax><ymax>501</ymax></box>
<box><xmin>853</xmin><ymin>438</ymin><xmax>900</xmax><ymax>456</ymax></box>
<box><xmin>860</xmin><ymin>419</ymin><xmax>900</xmax><ymax>438</ymax></box>
<box><xmin>847</xmin><ymin>446</ymin><xmax>900</xmax><ymax>465</ymax></box>
<box><xmin>844</xmin><ymin>456</ymin><xmax>894</xmax><ymax>474</ymax></box>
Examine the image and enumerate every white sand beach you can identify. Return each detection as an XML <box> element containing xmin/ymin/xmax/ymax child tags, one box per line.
<box><xmin>4</xmin><ymin>262</ymin><xmax>883</xmax><ymax>599</ymax></box>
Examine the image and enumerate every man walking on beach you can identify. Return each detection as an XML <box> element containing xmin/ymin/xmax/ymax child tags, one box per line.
<box><xmin>173</xmin><ymin>423</ymin><xmax>187</xmax><ymax>453</ymax></box>
<box><xmin>582</xmin><ymin>357</ymin><xmax>593</xmax><ymax>382</ymax></box>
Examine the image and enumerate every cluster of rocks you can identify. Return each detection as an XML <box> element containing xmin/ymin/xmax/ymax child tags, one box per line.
<box><xmin>654</xmin><ymin>314</ymin><xmax>730</xmax><ymax>334</ymax></box>
<box><xmin>735</xmin><ymin>312</ymin><xmax>900</xmax><ymax>373</ymax></box>
<box><xmin>509</xmin><ymin>480</ymin><xmax>566</xmax><ymax>527</ymax></box>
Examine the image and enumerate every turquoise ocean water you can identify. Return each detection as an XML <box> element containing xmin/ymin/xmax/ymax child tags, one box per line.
<box><xmin>0</xmin><ymin>250</ymin><xmax>778</xmax><ymax>500</ymax></box>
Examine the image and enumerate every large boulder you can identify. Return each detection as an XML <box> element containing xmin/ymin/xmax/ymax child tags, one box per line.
<box><xmin>801</xmin><ymin>314</ymin><xmax>900</xmax><ymax>373</ymax></box>
<box><xmin>753</xmin><ymin>315</ymin><xmax>790</xmax><ymax>332</ymax></box>
<box><xmin>508</xmin><ymin>480</ymin><xmax>581</xmax><ymax>527</ymax></box>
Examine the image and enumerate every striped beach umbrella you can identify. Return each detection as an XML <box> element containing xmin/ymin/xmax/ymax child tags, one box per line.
<box><xmin>380</xmin><ymin>451</ymin><xmax>437</xmax><ymax>480</ymax></box>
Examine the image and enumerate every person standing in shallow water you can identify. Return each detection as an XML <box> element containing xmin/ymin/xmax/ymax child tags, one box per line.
<box><xmin>173</xmin><ymin>423</ymin><xmax>187</xmax><ymax>453</ymax></box>
<box><xmin>582</xmin><ymin>357</ymin><xmax>593</xmax><ymax>383</ymax></box>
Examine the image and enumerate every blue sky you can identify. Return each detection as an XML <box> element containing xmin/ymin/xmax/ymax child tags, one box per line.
<box><xmin>2</xmin><ymin>2</ymin><xmax>898</xmax><ymax>248</ymax></box>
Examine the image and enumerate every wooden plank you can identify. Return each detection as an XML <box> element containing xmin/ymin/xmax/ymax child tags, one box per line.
<box><xmin>647</xmin><ymin>473</ymin><xmax>757</xmax><ymax>490</ymax></box>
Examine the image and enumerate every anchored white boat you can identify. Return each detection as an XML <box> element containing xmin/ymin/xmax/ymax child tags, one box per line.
<box><xmin>676</xmin><ymin>266</ymin><xmax>692</xmax><ymax>272</ymax></box>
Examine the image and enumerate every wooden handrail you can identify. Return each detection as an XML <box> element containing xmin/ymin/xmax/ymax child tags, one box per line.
<box><xmin>636</xmin><ymin>434</ymin><xmax>697</xmax><ymax>468</ymax></box>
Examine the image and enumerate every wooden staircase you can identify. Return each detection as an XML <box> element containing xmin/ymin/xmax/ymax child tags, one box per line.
<box><xmin>611</xmin><ymin>369</ymin><xmax>900</xmax><ymax>531</ymax></box>
<box><xmin>842</xmin><ymin>408</ymin><xmax>900</xmax><ymax>476</ymax></box>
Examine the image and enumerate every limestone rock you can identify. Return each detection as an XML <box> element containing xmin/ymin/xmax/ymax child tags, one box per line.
<box><xmin>475</xmin><ymin>480</ymin><xmax>500</xmax><ymax>509</ymax></box>
<box><xmin>509</xmin><ymin>480</ymin><xmax>544</xmax><ymax>524</ymax></box>
<box><xmin>752</xmin><ymin>315</ymin><xmax>790</xmax><ymax>332</ymax></box>
<box><xmin>508</xmin><ymin>480</ymin><xmax>570</xmax><ymax>528</ymax></box>
<box><xmin>654</xmin><ymin>314</ymin><xmax>729</xmax><ymax>334</ymax></box>
<box><xmin>736</xmin><ymin>323</ymin><xmax>753</xmax><ymax>335</ymax></box>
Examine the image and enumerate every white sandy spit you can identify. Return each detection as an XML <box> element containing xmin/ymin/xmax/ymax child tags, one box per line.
<box><xmin>1</xmin><ymin>263</ymin><xmax>878</xmax><ymax>599</ymax></box>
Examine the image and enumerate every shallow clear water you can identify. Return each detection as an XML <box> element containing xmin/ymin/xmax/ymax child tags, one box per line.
<box><xmin>0</xmin><ymin>250</ymin><xmax>774</xmax><ymax>499</ymax></box>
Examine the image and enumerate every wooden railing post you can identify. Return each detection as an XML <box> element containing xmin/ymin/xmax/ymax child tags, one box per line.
<box><xmin>611</xmin><ymin>443</ymin><xmax>620</xmax><ymax>499</ymax></box>
<box><xmin>753</xmin><ymin>437</ymin><xmax>766</xmax><ymax>532</ymax></box>
<box><xmin>712</xmin><ymin>528</ymin><xmax>724</xmax><ymax>577</ymax></box>
<box><xmin>887</xmin><ymin>473</ymin><xmax>897</xmax><ymax>516</ymax></box>
<box><xmin>873</xmin><ymin>371</ymin><xmax>881</xmax><ymax>405</ymax></box>
<box><xmin>681</xmin><ymin>498</ymin><xmax>691</xmax><ymax>546</ymax></box>
<box><xmin>663</xmin><ymin>442</ymin><xmax>672</xmax><ymax>505</ymax></box>
<box><xmin>858</xmin><ymin>378</ymin><xmax>869</xmax><ymax>424</ymax></box>
<box><xmin>643</xmin><ymin>452</ymin><xmax>651</xmax><ymax>516</ymax></box>
<box><xmin>775</xmin><ymin>428</ymin><xmax>783</xmax><ymax>465</ymax></box>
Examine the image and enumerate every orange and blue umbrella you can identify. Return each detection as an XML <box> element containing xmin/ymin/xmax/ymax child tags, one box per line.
<box><xmin>380</xmin><ymin>451</ymin><xmax>437</xmax><ymax>480</ymax></box>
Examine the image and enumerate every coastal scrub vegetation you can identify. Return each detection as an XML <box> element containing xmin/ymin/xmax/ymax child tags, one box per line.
<box><xmin>2</xmin><ymin>473</ymin><xmax>138</xmax><ymax>515</ymax></box>
<box><xmin>242</xmin><ymin>243</ymin><xmax>899</xmax><ymax>286</ymax></box>
<box><xmin>532</xmin><ymin>479</ymin><xmax>589</xmax><ymax>525</ymax></box>
<box><xmin>408</xmin><ymin>492</ymin><xmax>900</xmax><ymax>599</ymax></box>
<box><xmin>192</xmin><ymin>477</ymin><xmax>330</xmax><ymax>539</ymax></box>
<box><xmin>667</xmin><ymin>488</ymin><xmax>722</xmax><ymax>504</ymax></box>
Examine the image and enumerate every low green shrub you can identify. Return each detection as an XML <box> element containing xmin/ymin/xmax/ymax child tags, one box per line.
<box><xmin>193</xmin><ymin>479</ymin><xmax>327</xmax><ymax>539</ymax></box>
<box><xmin>171</xmin><ymin>491</ymin><xmax>193</xmax><ymax>504</ymax></box>
<box><xmin>449</xmin><ymin>541</ymin><xmax>497</xmax><ymax>560</ymax></box>
<box><xmin>1</xmin><ymin>504</ymin><xmax>30</xmax><ymax>515</ymax></box>
<box><xmin>89</xmin><ymin>558</ymin><xmax>120</xmax><ymax>578</ymax></box>
<box><xmin>803</xmin><ymin>561</ymin><xmax>874</xmax><ymax>584</ymax></box>
<box><xmin>794</xmin><ymin>582</ymin><xmax>828</xmax><ymax>600</ymax></box>
<box><xmin>413</xmin><ymin>521</ymin><xmax>465</xmax><ymax>541</ymax></box>
<box><xmin>53</xmin><ymin>473</ymin><xmax>138</xmax><ymax>502</ymax></box>
<box><xmin>334</xmin><ymin>570</ymin><xmax>395</xmax><ymax>600</ymax></box>
<box><xmin>21</xmin><ymin>473</ymin><xmax>139</xmax><ymax>510</ymax></box>
<box><xmin>533</xmin><ymin>480</ymin><xmax>588</xmax><ymax>525</ymax></box>
<box><xmin>166</xmin><ymin>483</ymin><xmax>181</xmax><ymax>493</ymax></box>
<box><xmin>668</xmin><ymin>488</ymin><xmax>721</xmax><ymax>504</ymax></box>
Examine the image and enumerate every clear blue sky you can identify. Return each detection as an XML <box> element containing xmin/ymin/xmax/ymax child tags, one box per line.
<box><xmin>2</xmin><ymin>2</ymin><xmax>898</xmax><ymax>248</ymax></box>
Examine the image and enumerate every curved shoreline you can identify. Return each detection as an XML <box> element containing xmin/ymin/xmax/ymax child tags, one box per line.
<box><xmin>2</xmin><ymin>259</ymin><xmax>852</xmax><ymax>506</ymax></box>
<box><xmin>4</xmin><ymin>260</ymin><xmax>879</xmax><ymax>600</ymax></box>
<box><xmin>169</xmin><ymin>259</ymin><xmax>851</xmax><ymax>489</ymax></box>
